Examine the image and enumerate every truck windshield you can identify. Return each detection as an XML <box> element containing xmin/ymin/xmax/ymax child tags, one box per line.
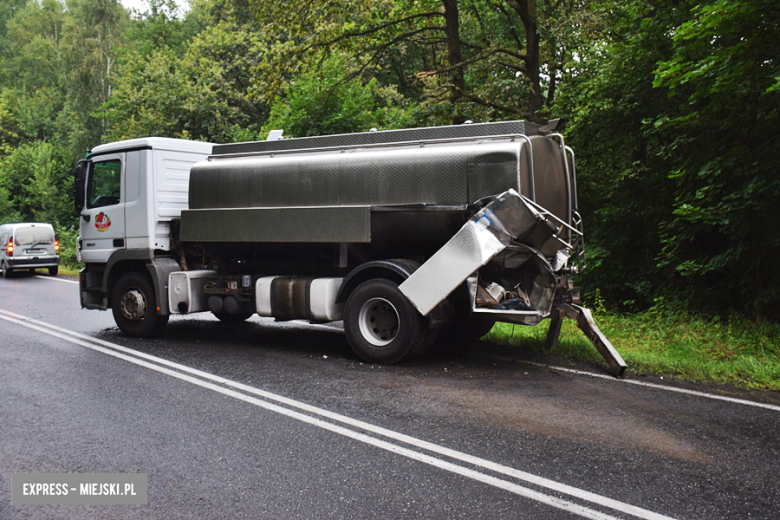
<box><xmin>87</xmin><ymin>160</ymin><xmax>121</xmax><ymax>209</ymax></box>
<box><xmin>15</xmin><ymin>227</ymin><xmax>54</xmax><ymax>245</ymax></box>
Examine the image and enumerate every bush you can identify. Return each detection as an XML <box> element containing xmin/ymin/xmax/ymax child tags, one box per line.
<box><xmin>55</xmin><ymin>225</ymin><xmax>81</xmax><ymax>270</ymax></box>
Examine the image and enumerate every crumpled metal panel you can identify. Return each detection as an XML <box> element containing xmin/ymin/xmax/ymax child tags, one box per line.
<box><xmin>471</xmin><ymin>242</ymin><xmax>557</xmax><ymax>326</ymax></box>
<box><xmin>212</xmin><ymin>120</ymin><xmax>538</xmax><ymax>155</ymax></box>
<box><xmin>398</xmin><ymin>220</ymin><xmax>505</xmax><ymax>316</ymax></box>
<box><xmin>399</xmin><ymin>189</ymin><xmax>546</xmax><ymax>316</ymax></box>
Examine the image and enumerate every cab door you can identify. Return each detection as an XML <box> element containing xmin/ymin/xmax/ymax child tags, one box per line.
<box><xmin>80</xmin><ymin>153</ymin><xmax>127</xmax><ymax>263</ymax></box>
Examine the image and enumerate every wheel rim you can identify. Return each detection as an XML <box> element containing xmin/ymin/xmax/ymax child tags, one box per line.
<box><xmin>358</xmin><ymin>297</ymin><xmax>400</xmax><ymax>346</ymax></box>
<box><xmin>120</xmin><ymin>289</ymin><xmax>147</xmax><ymax>322</ymax></box>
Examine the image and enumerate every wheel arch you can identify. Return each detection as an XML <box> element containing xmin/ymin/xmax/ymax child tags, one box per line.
<box><xmin>336</xmin><ymin>259</ymin><xmax>421</xmax><ymax>304</ymax></box>
<box><xmin>102</xmin><ymin>250</ymin><xmax>179</xmax><ymax>315</ymax></box>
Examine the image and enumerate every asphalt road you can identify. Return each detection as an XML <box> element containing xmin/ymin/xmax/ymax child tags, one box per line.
<box><xmin>1</xmin><ymin>272</ymin><xmax>779</xmax><ymax>519</ymax></box>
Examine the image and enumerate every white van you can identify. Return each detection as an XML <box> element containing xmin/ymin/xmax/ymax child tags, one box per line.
<box><xmin>0</xmin><ymin>223</ymin><xmax>60</xmax><ymax>278</ymax></box>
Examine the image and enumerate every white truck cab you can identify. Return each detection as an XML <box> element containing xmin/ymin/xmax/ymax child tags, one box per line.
<box><xmin>77</xmin><ymin>138</ymin><xmax>214</xmax><ymax>263</ymax></box>
<box><xmin>76</xmin><ymin>138</ymin><xmax>213</xmax><ymax>330</ymax></box>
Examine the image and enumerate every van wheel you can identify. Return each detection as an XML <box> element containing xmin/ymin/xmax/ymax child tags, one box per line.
<box><xmin>212</xmin><ymin>311</ymin><xmax>253</xmax><ymax>323</ymax></box>
<box><xmin>1</xmin><ymin>262</ymin><xmax>11</xmax><ymax>278</ymax></box>
<box><xmin>112</xmin><ymin>272</ymin><xmax>169</xmax><ymax>337</ymax></box>
<box><xmin>48</xmin><ymin>267</ymin><xmax>58</xmax><ymax>276</ymax></box>
<box><xmin>344</xmin><ymin>279</ymin><xmax>427</xmax><ymax>364</ymax></box>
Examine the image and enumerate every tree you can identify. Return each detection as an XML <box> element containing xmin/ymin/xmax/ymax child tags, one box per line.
<box><xmin>103</xmin><ymin>20</ymin><xmax>267</xmax><ymax>143</ymax></box>
<box><xmin>0</xmin><ymin>90</ymin><xmax>25</xmax><ymax>155</ymax></box>
<box><xmin>552</xmin><ymin>0</ymin><xmax>690</xmax><ymax>312</ymax></box>
<box><xmin>554</xmin><ymin>0</ymin><xmax>780</xmax><ymax>320</ymax></box>
<box><xmin>247</xmin><ymin>0</ymin><xmax>590</xmax><ymax>124</ymax></box>
<box><xmin>652</xmin><ymin>0</ymin><xmax>780</xmax><ymax>319</ymax></box>
<box><xmin>262</xmin><ymin>53</ymin><xmax>415</xmax><ymax>137</ymax></box>
<box><xmin>61</xmin><ymin>0</ymin><xmax>129</xmax><ymax>148</ymax></box>
<box><xmin>0</xmin><ymin>141</ymin><xmax>76</xmax><ymax>226</ymax></box>
<box><xmin>1</xmin><ymin>0</ymin><xmax>68</xmax><ymax>142</ymax></box>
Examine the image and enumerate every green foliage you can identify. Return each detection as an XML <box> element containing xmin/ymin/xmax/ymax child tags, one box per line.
<box><xmin>0</xmin><ymin>141</ymin><xmax>77</xmax><ymax>227</ymax></box>
<box><xmin>262</xmin><ymin>54</ymin><xmax>416</xmax><ymax>137</ymax></box>
<box><xmin>0</xmin><ymin>185</ymin><xmax>25</xmax><ymax>225</ymax></box>
<box><xmin>104</xmin><ymin>20</ymin><xmax>267</xmax><ymax>142</ymax></box>
<box><xmin>650</xmin><ymin>0</ymin><xmax>780</xmax><ymax>320</ymax></box>
<box><xmin>247</xmin><ymin>0</ymin><xmax>590</xmax><ymax>124</ymax></box>
<box><xmin>0</xmin><ymin>89</ymin><xmax>24</xmax><ymax>155</ymax></box>
<box><xmin>554</xmin><ymin>0</ymin><xmax>690</xmax><ymax>311</ymax></box>
<box><xmin>55</xmin><ymin>224</ymin><xmax>80</xmax><ymax>269</ymax></box>
<box><xmin>554</xmin><ymin>0</ymin><xmax>780</xmax><ymax>320</ymax></box>
<box><xmin>122</xmin><ymin>0</ymin><xmax>197</xmax><ymax>59</ymax></box>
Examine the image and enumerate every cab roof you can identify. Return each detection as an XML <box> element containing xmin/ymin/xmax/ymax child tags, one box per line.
<box><xmin>88</xmin><ymin>137</ymin><xmax>214</xmax><ymax>158</ymax></box>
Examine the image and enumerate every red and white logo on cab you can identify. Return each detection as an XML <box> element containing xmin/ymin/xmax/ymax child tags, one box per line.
<box><xmin>95</xmin><ymin>212</ymin><xmax>111</xmax><ymax>232</ymax></box>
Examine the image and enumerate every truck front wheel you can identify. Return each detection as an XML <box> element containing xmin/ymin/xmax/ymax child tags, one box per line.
<box><xmin>344</xmin><ymin>278</ymin><xmax>427</xmax><ymax>364</ymax></box>
<box><xmin>112</xmin><ymin>271</ymin><xmax>169</xmax><ymax>337</ymax></box>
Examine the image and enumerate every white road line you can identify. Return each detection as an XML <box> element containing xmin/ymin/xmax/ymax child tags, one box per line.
<box><xmin>34</xmin><ymin>275</ymin><xmax>79</xmax><ymax>284</ymax></box>
<box><xmin>0</xmin><ymin>308</ymin><xmax>675</xmax><ymax>520</ymax></box>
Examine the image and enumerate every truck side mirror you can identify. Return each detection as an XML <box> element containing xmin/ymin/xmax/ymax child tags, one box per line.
<box><xmin>74</xmin><ymin>160</ymin><xmax>87</xmax><ymax>214</ymax></box>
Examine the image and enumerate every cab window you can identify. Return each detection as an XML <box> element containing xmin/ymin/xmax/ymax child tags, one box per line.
<box><xmin>87</xmin><ymin>160</ymin><xmax>121</xmax><ymax>209</ymax></box>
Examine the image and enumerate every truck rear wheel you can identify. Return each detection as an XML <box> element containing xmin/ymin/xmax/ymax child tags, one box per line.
<box><xmin>435</xmin><ymin>313</ymin><xmax>495</xmax><ymax>348</ymax></box>
<box><xmin>112</xmin><ymin>271</ymin><xmax>169</xmax><ymax>337</ymax></box>
<box><xmin>344</xmin><ymin>278</ymin><xmax>427</xmax><ymax>364</ymax></box>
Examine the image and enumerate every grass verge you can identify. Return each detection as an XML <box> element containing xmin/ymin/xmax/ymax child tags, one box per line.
<box><xmin>57</xmin><ymin>264</ymin><xmax>81</xmax><ymax>276</ymax></box>
<box><xmin>485</xmin><ymin>310</ymin><xmax>780</xmax><ymax>391</ymax></box>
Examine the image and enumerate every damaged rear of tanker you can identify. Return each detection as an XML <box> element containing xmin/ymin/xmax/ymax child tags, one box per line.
<box><xmin>76</xmin><ymin>120</ymin><xmax>625</xmax><ymax>376</ymax></box>
<box><xmin>175</xmin><ymin>120</ymin><xmax>626</xmax><ymax>376</ymax></box>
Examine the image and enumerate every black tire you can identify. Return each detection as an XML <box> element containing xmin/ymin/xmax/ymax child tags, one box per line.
<box><xmin>344</xmin><ymin>278</ymin><xmax>427</xmax><ymax>364</ymax></box>
<box><xmin>112</xmin><ymin>271</ymin><xmax>169</xmax><ymax>337</ymax></box>
<box><xmin>405</xmin><ymin>327</ymin><xmax>440</xmax><ymax>359</ymax></box>
<box><xmin>1</xmin><ymin>262</ymin><xmax>11</xmax><ymax>278</ymax></box>
<box><xmin>212</xmin><ymin>311</ymin><xmax>254</xmax><ymax>323</ymax></box>
<box><xmin>463</xmin><ymin>317</ymin><xmax>496</xmax><ymax>340</ymax></box>
<box><xmin>48</xmin><ymin>266</ymin><xmax>58</xmax><ymax>276</ymax></box>
<box><xmin>437</xmin><ymin>317</ymin><xmax>496</xmax><ymax>348</ymax></box>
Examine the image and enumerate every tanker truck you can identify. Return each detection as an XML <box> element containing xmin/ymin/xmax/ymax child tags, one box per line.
<box><xmin>74</xmin><ymin>120</ymin><xmax>626</xmax><ymax>377</ymax></box>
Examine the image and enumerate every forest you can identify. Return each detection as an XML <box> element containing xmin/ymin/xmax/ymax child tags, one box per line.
<box><xmin>0</xmin><ymin>0</ymin><xmax>778</xmax><ymax>322</ymax></box>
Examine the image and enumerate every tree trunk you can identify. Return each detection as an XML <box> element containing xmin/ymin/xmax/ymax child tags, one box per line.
<box><xmin>508</xmin><ymin>0</ymin><xmax>543</xmax><ymax>122</ymax></box>
<box><xmin>442</xmin><ymin>0</ymin><xmax>466</xmax><ymax>124</ymax></box>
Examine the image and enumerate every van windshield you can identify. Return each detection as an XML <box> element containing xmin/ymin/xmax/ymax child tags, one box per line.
<box><xmin>15</xmin><ymin>227</ymin><xmax>54</xmax><ymax>246</ymax></box>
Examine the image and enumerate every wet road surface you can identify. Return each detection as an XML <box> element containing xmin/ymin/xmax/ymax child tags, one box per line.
<box><xmin>1</xmin><ymin>272</ymin><xmax>779</xmax><ymax>519</ymax></box>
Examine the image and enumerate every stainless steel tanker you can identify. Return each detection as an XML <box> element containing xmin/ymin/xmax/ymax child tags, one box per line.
<box><xmin>76</xmin><ymin>120</ymin><xmax>626</xmax><ymax>376</ymax></box>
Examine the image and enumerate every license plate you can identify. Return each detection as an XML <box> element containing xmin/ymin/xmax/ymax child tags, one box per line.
<box><xmin>25</xmin><ymin>248</ymin><xmax>45</xmax><ymax>254</ymax></box>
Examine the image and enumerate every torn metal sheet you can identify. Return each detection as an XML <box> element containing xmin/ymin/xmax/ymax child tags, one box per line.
<box><xmin>560</xmin><ymin>303</ymin><xmax>627</xmax><ymax>378</ymax></box>
<box><xmin>399</xmin><ymin>189</ymin><xmax>549</xmax><ymax>316</ymax></box>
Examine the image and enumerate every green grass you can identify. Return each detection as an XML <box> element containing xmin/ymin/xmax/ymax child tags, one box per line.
<box><xmin>57</xmin><ymin>264</ymin><xmax>81</xmax><ymax>276</ymax></box>
<box><xmin>485</xmin><ymin>310</ymin><xmax>780</xmax><ymax>391</ymax></box>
